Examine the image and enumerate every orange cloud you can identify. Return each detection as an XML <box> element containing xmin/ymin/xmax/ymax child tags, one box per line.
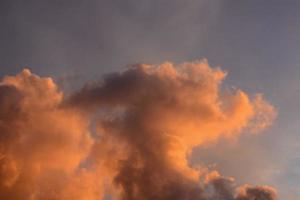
<box><xmin>0</xmin><ymin>60</ymin><xmax>277</xmax><ymax>200</ymax></box>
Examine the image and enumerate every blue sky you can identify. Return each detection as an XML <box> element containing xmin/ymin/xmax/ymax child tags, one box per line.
<box><xmin>0</xmin><ymin>0</ymin><xmax>299</xmax><ymax>199</ymax></box>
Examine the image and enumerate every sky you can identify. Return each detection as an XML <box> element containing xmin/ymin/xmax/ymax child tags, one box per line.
<box><xmin>0</xmin><ymin>0</ymin><xmax>299</xmax><ymax>199</ymax></box>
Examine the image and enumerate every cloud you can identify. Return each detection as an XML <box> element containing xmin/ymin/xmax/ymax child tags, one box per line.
<box><xmin>0</xmin><ymin>61</ymin><xmax>277</xmax><ymax>200</ymax></box>
<box><xmin>0</xmin><ymin>69</ymin><xmax>96</xmax><ymax>199</ymax></box>
<box><xmin>236</xmin><ymin>185</ymin><xmax>277</xmax><ymax>200</ymax></box>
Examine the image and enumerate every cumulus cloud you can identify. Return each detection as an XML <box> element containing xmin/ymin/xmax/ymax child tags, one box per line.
<box><xmin>0</xmin><ymin>61</ymin><xmax>277</xmax><ymax>200</ymax></box>
<box><xmin>0</xmin><ymin>69</ymin><xmax>97</xmax><ymax>199</ymax></box>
